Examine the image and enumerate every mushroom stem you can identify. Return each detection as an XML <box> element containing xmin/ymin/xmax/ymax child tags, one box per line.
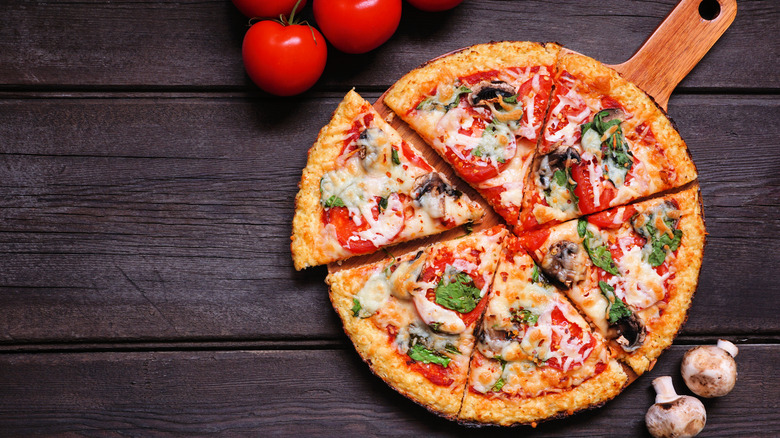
<box><xmin>652</xmin><ymin>376</ymin><xmax>680</xmax><ymax>404</ymax></box>
<box><xmin>717</xmin><ymin>339</ymin><xmax>739</xmax><ymax>357</ymax></box>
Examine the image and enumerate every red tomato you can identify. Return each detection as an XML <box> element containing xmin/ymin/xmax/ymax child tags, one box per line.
<box><xmin>587</xmin><ymin>205</ymin><xmax>637</xmax><ymax>229</ymax></box>
<box><xmin>405</xmin><ymin>0</ymin><xmax>463</xmax><ymax>12</ymax></box>
<box><xmin>517</xmin><ymin>228</ymin><xmax>551</xmax><ymax>253</ymax></box>
<box><xmin>313</xmin><ymin>0</ymin><xmax>402</xmax><ymax>54</ymax></box>
<box><xmin>571</xmin><ymin>162</ymin><xmax>616</xmax><ymax>215</ymax></box>
<box><xmin>231</xmin><ymin>0</ymin><xmax>307</xmax><ymax>18</ymax></box>
<box><xmin>323</xmin><ymin>195</ymin><xmax>407</xmax><ymax>253</ymax></box>
<box><xmin>242</xmin><ymin>20</ymin><xmax>327</xmax><ymax>96</ymax></box>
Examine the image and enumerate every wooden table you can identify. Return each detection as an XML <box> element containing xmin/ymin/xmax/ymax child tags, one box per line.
<box><xmin>1</xmin><ymin>0</ymin><xmax>778</xmax><ymax>435</ymax></box>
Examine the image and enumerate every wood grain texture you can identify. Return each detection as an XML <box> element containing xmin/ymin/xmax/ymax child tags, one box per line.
<box><xmin>0</xmin><ymin>345</ymin><xmax>777</xmax><ymax>436</ymax></box>
<box><xmin>0</xmin><ymin>1</ymin><xmax>776</xmax><ymax>90</ymax></box>
<box><xmin>609</xmin><ymin>0</ymin><xmax>738</xmax><ymax>109</ymax></box>
<box><xmin>0</xmin><ymin>95</ymin><xmax>778</xmax><ymax>343</ymax></box>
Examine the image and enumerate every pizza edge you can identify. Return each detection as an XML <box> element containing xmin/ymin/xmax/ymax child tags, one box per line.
<box><xmin>291</xmin><ymin>89</ymin><xmax>366</xmax><ymax>270</ymax></box>
<box><xmin>458</xmin><ymin>359</ymin><xmax>627</xmax><ymax>426</ymax></box>
<box><xmin>622</xmin><ymin>184</ymin><xmax>705</xmax><ymax>374</ymax></box>
<box><xmin>384</xmin><ymin>41</ymin><xmax>559</xmax><ymax>122</ymax></box>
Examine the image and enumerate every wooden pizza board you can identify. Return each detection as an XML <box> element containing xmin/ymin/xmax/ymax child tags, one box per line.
<box><xmin>325</xmin><ymin>0</ymin><xmax>736</xmax><ymax>388</ymax></box>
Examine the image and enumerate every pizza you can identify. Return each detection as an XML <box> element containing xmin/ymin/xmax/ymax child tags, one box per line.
<box><xmin>293</xmin><ymin>41</ymin><xmax>707</xmax><ymax>425</ymax></box>
<box><xmin>384</xmin><ymin>41</ymin><xmax>558</xmax><ymax>229</ymax></box>
<box><xmin>517</xmin><ymin>185</ymin><xmax>705</xmax><ymax>374</ymax></box>
<box><xmin>460</xmin><ymin>234</ymin><xmax>627</xmax><ymax>425</ymax></box>
<box><xmin>327</xmin><ymin>226</ymin><xmax>507</xmax><ymax>417</ymax></box>
<box><xmin>518</xmin><ymin>50</ymin><xmax>698</xmax><ymax>231</ymax></box>
<box><xmin>291</xmin><ymin>90</ymin><xmax>484</xmax><ymax>270</ymax></box>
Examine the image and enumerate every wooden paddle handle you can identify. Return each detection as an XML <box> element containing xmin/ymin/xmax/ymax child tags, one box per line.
<box><xmin>608</xmin><ymin>0</ymin><xmax>737</xmax><ymax>110</ymax></box>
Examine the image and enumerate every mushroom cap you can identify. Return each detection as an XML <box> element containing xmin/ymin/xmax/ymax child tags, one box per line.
<box><xmin>646</xmin><ymin>395</ymin><xmax>706</xmax><ymax>438</ymax></box>
<box><xmin>681</xmin><ymin>345</ymin><xmax>738</xmax><ymax>398</ymax></box>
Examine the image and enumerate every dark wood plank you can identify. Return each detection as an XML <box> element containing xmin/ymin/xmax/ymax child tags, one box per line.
<box><xmin>0</xmin><ymin>345</ymin><xmax>776</xmax><ymax>436</ymax></box>
<box><xmin>0</xmin><ymin>1</ymin><xmax>776</xmax><ymax>90</ymax></box>
<box><xmin>0</xmin><ymin>95</ymin><xmax>777</xmax><ymax>344</ymax></box>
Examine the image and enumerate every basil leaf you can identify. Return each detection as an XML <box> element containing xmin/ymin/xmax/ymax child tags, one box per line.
<box><xmin>428</xmin><ymin>322</ymin><xmax>442</xmax><ymax>332</ymax></box>
<box><xmin>378</xmin><ymin>196</ymin><xmax>388</xmax><ymax>212</ymax></box>
<box><xmin>324</xmin><ymin>195</ymin><xmax>346</xmax><ymax>208</ymax></box>
<box><xmin>462</xmin><ymin>221</ymin><xmax>474</xmax><ymax>236</ymax></box>
<box><xmin>531</xmin><ymin>263</ymin><xmax>540</xmax><ymax>284</ymax></box>
<box><xmin>408</xmin><ymin>344</ymin><xmax>451</xmax><ymax>367</ymax></box>
<box><xmin>435</xmin><ymin>272</ymin><xmax>482</xmax><ymax>313</ymax></box>
<box><xmin>502</xmin><ymin>94</ymin><xmax>518</xmax><ymax>104</ymax></box>
<box><xmin>351</xmin><ymin>298</ymin><xmax>362</xmax><ymax>318</ymax></box>
<box><xmin>391</xmin><ymin>148</ymin><xmax>401</xmax><ymax>165</ymax></box>
<box><xmin>445</xmin><ymin>344</ymin><xmax>461</xmax><ymax>355</ymax></box>
<box><xmin>471</xmin><ymin>147</ymin><xmax>483</xmax><ymax>157</ymax></box>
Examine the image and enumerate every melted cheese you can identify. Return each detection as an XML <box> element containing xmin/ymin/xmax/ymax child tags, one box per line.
<box><xmin>613</xmin><ymin>236</ymin><xmax>674</xmax><ymax>310</ymax></box>
<box><xmin>411</xmin><ymin>291</ymin><xmax>467</xmax><ymax>334</ymax></box>
<box><xmin>354</xmin><ymin>269</ymin><xmax>392</xmax><ymax>317</ymax></box>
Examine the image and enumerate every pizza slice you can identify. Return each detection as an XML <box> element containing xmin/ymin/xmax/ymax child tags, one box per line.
<box><xmin>291</xmin><ymin>90</ymin><xmax>484</xmax><ymax>270</ymax></box>
<box><xmin>459</xmin><ymin>234</ymin><xmax>626</xmax><ymax>426</ymax></box>
<box><xmin>518</xmin><ymin>50</ymin><xmax>698</xmax><ymax>231</ymax></box>
<box><xmin>384</xmin><ymin>41</ymin><xmax>559</xmax><ymax>229</ymax></box>
<box><xmin>327</xmin><ymin>226</ymin><xmax>507</xmax><ymax>418</ymax></box>
<box><xmin>518</xmin><ymin>185</ymin><xmax>705</xmax><ymax>374</ymax></box>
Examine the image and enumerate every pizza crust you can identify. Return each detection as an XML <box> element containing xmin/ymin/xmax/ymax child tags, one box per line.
<box><xmin>291</xmin><ymin>90</ymin><xmax>366</xmax><ymax>270</ymax></box>
<box><xmin>621</xmin><ymin>184</ymin><xmax>705</xmax><ymax>374</ymax></box>
<box><xmin>459</xmin><ymin>359</ymin><xmax>627</xmax><ymax>426</ymax></box>
<box><xmin>385</xmin><ymin>41</ymin><xmax>560</xmax><ymax>119</ymax></box>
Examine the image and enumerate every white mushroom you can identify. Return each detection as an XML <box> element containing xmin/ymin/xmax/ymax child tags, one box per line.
<box><xmin>681</xmin><ymin>339</ymin><xmax>738</xmax><ymax>398</ymax></box>
<box><xmin>645</xmin><ymin>376</ymin><xmax>706</xmax><ymax>438</ymax></box>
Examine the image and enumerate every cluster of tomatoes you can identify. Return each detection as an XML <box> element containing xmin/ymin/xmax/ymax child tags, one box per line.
<box><xmin>234</xmin><ymin>0</ymin><xmax>464</xmax><ymax>96</ymax></box>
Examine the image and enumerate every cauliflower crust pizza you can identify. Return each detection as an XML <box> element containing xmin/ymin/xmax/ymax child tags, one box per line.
<box><xmin>292</xmin><ymin>42</ymin><xmax>706</xmax><ymax>426</ymax></box>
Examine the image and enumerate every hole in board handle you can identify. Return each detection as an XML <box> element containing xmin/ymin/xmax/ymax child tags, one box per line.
<box><xmin>699</xmin><ymin>0</ymin><xmax>721</xmax><ymax>20</ymax></box>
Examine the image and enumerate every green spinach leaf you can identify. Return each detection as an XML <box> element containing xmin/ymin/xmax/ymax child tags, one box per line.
<box><xmin>408</xmin><ymin>344</ymin><xmax>451</xmax><ymax>367</ymax></box>
<box><xmin>435</xmin><ymin>272</ymin><xmax>482</xmax><ymax>313</ymax></box>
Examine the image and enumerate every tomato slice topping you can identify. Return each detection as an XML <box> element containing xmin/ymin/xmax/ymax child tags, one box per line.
<box><xmin>587</xmin><ymin>205</ymin><xmax>638</xmax><ymax>229</ymax></box>
<box><xmin>571</xmin><ymin>161</ymin><xmax>616</xmax><ymax>215</ymax></box>
<box><xmin>408</xmin><ymin>361</ymin><xmax>454</xmax><ymax>387</ymax></box>
<box><xmin>441</xmin><ymin>108</ymin><xmax>516</xmax><ymax>183</ymax></box>
<box><xmin>517</xmin><ymin>228</ymin><xmax>551</xmax><ymax>253</ymax></box>
<box><xmin>323</xmin><ymin>194</ymin><xmax>408</xmax><ymax>254</ymax></box>
<box><xmin>400</xmin><ymin>140</ymin><xmax>432</xmax><ymax>172</ymax></box>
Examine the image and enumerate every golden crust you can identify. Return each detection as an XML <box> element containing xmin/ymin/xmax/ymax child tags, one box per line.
<box><xmin>327</xmin><ymin>262</ymin><xmax>468</xmax><ymax>418</ymax></box>
<box><xmin>558</xmin><ymin>50</ymin><xmax>698</xmax><ymax>190</ymax></box>
<box><xmin>291</xmin><ymin>90</ymin><xmax>484</xmax><ymax>270</ymax></box>
<box><xmin>384</xmin><ymin>41</ymin><xmax>560</xmax><ymax>126</ymax></box>
<box><xmin>327</xmin><ymin>227</ymin><xmax>509</xmax><ymax>418</ymax></box>
<box><xmin>621</xmin><ymin>184</ymin><xmax>705</xmax><ymax>374</ymax></box>
<box><xmin>459</xmin><ymin>359</ymin><xmax>627</xmax><ymax>426</ymax></box>
<box><xmin>291</xmin><ymin>90</ymin><xmax>366</xmax><ymax>270</ymax></box>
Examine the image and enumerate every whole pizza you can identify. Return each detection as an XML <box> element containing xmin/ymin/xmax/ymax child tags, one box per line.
<box><xmin>291</xmin><ymin>41</ymin><xmax>705</xmax><ymax>426</ymax></box>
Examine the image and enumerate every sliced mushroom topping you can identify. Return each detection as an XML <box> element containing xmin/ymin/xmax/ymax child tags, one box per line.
<box><xmin>600</xmin><ymin>107</ymin><xmax>625</xmax><ymax>124</ymax></box>
<box><xmin>540</xmin><ymin>240</ymin><xmax>588</xmax><ymax>288</ymax></box>
<box><xmin>411</xmin><ymin>173</ymin><xmax>461</xmax><ymax>200</ymax></box>
<box><xmin>538</xmin><ymin>145</ymin><xmax>582</xmax><ymax>190</ymax></box>
<box><xmin>609</xmin><ymin>311</ymin><xmax>646</xmax><ymax>352</ymax></box>
<box><xmin>468</xmin><ymin>80</ymin><xmax>517</xmax><ymax>107</ymax></box>
<box><xmin>388</xmin><ymin>251</ymin><xmax>426</xmax><ymax>300</ymax></box>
